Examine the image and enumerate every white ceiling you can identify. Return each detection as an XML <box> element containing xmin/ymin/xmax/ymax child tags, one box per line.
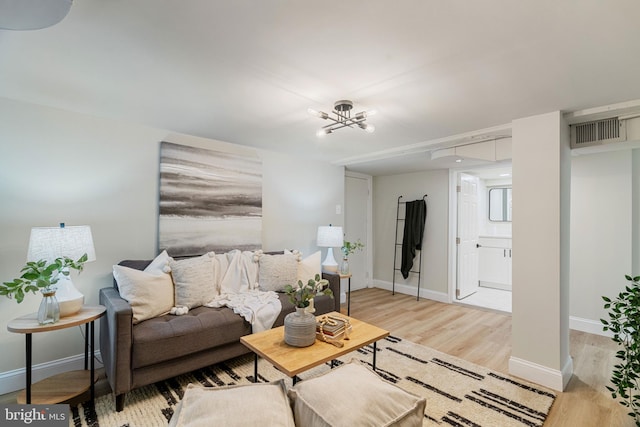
<box><xmin>2</xmin><ymin>0</ymin><xmax>640</xmax><ymax>176</ymax></box>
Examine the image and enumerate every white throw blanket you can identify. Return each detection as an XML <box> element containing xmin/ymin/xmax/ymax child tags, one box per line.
<box><xmin>206</xmin><ymin>290</ymin><xmax>281</xmax><ymax>333</ymax></box>
<box><xmin>204</xmin><ymin>250</ymin><xmax>281</xmax><ymax>332</ymax></box>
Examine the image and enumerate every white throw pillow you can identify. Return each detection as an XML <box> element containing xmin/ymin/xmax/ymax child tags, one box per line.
<box><xmin>113</xmin><ymin>265</ymin><xmax>174</xmax><ymax>324</ymax></box>
<box><xmin>297</xmin><ymin>251</ymin><xmax>322</xmax><ymax>284</ymax></box>
<box><xmin>144</xmin><ymin>250</ymin><xmax>171</xmax><ymax>274</ymax></box>
<box><xmin>258</xmin><ymin>253</ymin><xmax>299</xmax><ymax>292</ymax></box>
<box><xmin>170</xmin><ymin>253</ymin><xmax>217</xmax><ymax>309</ymax></box>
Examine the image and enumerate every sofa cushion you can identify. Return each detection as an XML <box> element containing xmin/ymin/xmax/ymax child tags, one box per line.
<box><xmin>258</xmin><ymin>253</ymin><xmax>298</xmax><ymax>292</ymax></box>
<box><xmin>288</xmin><ymin>360</ymin><xmax>426</xmax><ymax>427</ymax></box>
<box><xmin>113</xmin><ymin>265</ymin><xmax>174</xmax><ymax>324</ymax></box>
<box><xmin>132</xmin><ymin>306</ymin><xmax>251</xmax><ymax>369</ymax></box>
<box><xmin>170</xmin><ymin>253</ymin><xmax>217</xmax><ymax>309</ymax></box>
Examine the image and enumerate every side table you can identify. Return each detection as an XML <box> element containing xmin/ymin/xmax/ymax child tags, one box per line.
<box><xmin>340</xmin><ymin>273</ymin><xmax>352</xmax><ymax>315</ymax></box>
<box><xmin>7</xmin><ymin>305</ymin><xmax>106</xmax><ymax>405</ymax></box>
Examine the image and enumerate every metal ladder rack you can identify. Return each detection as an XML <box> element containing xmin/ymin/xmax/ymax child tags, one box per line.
<box><xmin>392</xmin><ymin>194</ymin><xmax>428</xmax><ymax>301</ymax></box>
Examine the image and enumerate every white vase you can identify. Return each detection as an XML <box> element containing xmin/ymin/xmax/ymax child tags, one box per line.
<box><xmin>284</xmin><ymin>307</ymin><xmax>316</xmax><ymax>347</ymax></box>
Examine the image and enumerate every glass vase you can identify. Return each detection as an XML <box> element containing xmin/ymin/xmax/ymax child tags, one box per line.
<box><xmin>340</xmin><ymin>257</ymin><xmax>350</xmax><ymax>275</ymax></box>
<box><xmin>284</xmin><ymin>307</ymin><xmax>316</xmax><ymax>347</ymax></box>
<box><xmin>38</xmin><ymin>289</ymin><xmax>60</xmax><ymax>325</ymax></box>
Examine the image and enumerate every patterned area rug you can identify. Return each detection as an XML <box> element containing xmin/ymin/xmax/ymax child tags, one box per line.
<box><xmin>74</xmin><ymin>336</ymin><xmax>556</xmax><ymax>426</ymax></box>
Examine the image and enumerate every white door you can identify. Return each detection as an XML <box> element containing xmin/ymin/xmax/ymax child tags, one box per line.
<box><xmin>345</xmin><ymin>175</ymin><xmax>368</xmax><ymax>292</ymax></box>
<box><xmin>456</xmin><ymin>173</ymin><xmax>480</xmax><ymax>299</ymax></box>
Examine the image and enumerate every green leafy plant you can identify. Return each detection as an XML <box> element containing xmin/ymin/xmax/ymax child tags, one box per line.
<box><xmin>284</xmin><ymin>274</ymin><xmax>333</xmax><ymax>308</ymax></box>
<box><xmin>340</xmin><ymin>240</ymin><xmax>365</xmax><ymax>258</ymax></box>
<box><xmin>1</xmin><ymin>254</ymin><xmax>88</xmax><ymax>303</ymax></box>
<box><xmin>601</xmin><ymin>274</ymin><xmax>640</xmax><ymax>426</ymax></box>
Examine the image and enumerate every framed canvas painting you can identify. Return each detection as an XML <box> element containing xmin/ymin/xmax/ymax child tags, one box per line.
<box><xmin>158</xmin><ymin>141</ymin><xmax>262</xmax><ymax>256</ymax></box>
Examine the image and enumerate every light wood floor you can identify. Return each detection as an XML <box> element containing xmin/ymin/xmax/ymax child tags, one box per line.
<box><xmin>1</xmin><ymin>287</ymin><xmax>634</xmax><ymax>426</ymax></box>
<box><xmin>348</xmin><ymin>288</ymin><xmax>634</xmax><ymax>427</ymax></box>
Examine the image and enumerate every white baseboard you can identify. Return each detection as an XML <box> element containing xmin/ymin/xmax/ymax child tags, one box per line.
<box><xmin>372</xmin><ymin>280</ymin><xmax>449</xmax><ymax>303</ymax></box>
<box><xmin>508</xmin><ymin>355</ymin><xmax>573</xmax><ymax>392</ymax></box>
<box><xmin>0</xmin><ymin>351</ymin><xmax>103</xmax><ymax>395</ymax></box>
<box><xmin>569</xmin><ymin>316</ymin><xmax>612</xmax><ymax>337</ymax></box>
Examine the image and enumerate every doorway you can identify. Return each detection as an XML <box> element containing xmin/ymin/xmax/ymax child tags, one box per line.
<box><xmin>344</xmin><ymin>172</ymin><xmax>373</xmax><ymax>301</ymax></box>
<box><xmin>452</xmin><ymin>166</ymin><xmax>512</xmax><ymax>313</ymax></box>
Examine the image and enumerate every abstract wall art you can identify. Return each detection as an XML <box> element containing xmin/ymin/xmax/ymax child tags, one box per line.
<box><xmin>158</xmin><ymin>141</ymin><xmax>262</xmax><ymax>256</ymax></box>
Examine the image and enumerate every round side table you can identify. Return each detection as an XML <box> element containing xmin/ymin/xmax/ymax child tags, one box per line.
<box><xmin>7</xmin><ymin>305</ymin><xmax>105</xmax><ymax>405</ymax></box>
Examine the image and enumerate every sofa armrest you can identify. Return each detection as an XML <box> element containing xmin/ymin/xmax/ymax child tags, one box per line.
<box><xmin>99</xmin><ymin>287</ymin><xmax>134</xmax><ymax>396</ymax></box>
<box><xmin>321</xmin><ymin>271</ymin><xmax>342</xmax><ymax>313</ymax></box>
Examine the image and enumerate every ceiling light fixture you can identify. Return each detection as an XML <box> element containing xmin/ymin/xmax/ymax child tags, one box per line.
<box><xmin>308</xmin><ymin>100</ymin><xmax>375</xmax><ymax>137</ymax></box>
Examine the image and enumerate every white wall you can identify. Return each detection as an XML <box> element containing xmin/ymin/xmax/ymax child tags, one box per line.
<box><xmin>0</xmin><ymin>97</ymin><xmax>344</xmax><ymax>383</ymax></box>
<box><xmin>372</xmin><ymin>169</ymin><xmax>449</xmax><ymax>299</ymax></box>
<box><xmin>570</xmin><ymin>150</ymin><xmax>633</xmax><ymax>332</ymax></box>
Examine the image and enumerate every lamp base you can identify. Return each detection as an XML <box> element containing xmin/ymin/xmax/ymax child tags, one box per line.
<box><xmin>321</xmin><ymin>248</ymin><xmax>339</xmax><ymax>273</ymax></box>
<box><xmin>55</xmin><ymin>277</ymin><xmax>84</xmax><ymax>317</ymax></box>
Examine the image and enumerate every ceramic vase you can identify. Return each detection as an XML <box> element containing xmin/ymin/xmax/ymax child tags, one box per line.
<box><xmin>38</xmin><ymin>289</ymin><xmax>60</xmax><ymax>325</ymax></box>
<box><xmin>284</xmin><ymin>307</ymin><xmax>316</xmax><ymax>347</ymax></box>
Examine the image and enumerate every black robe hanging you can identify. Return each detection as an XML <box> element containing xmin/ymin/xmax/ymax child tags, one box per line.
<box><xmin>400</xmin><ymin>199</ymin><xmax>427</xmax><ymax>279</ymax></box>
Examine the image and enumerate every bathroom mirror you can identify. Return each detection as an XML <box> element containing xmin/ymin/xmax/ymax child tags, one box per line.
<box><xmin>489</xmin><ymin>187</ymin><xmax>512</xmax><ymax>222</ymax></box>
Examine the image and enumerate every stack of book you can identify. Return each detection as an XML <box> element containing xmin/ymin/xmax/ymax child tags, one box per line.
<box><xmin>316</xmin><ymin>316</ymin><xmax>351</xmax><ymax>341</ymax></box>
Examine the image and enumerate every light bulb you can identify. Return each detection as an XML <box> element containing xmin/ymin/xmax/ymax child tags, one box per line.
<box><xmin>364</xmin><ymin>124</ymin><xmax>375</xmax><ymax>133</ymax></box>
<box><xmin>316</xmin><ymin>128</ymin><xmax>331</xmax><ymax>137</ymax></box>
<box><xmin>308</xmin><ymin>108</ymin><xmax>328</xmax><ymax>119</ymax></box>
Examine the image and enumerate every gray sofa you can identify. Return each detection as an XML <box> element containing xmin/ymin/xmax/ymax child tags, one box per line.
<box><xmin>99</xmin><ymin>258</ymin><xmax>341</xmax><ymax>412</ymax></box>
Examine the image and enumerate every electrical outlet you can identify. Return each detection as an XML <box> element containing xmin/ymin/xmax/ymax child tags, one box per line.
<box><xmin>336</xmin><ymin>204</ymin><xmax>341</xmax><ymax>214</ymax></box>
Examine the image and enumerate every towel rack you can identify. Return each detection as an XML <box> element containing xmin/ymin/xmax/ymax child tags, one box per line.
<box><xmin>392</xmin><ymin>194</ymin><xmax>428</xmax><ymax>301</ymax></box>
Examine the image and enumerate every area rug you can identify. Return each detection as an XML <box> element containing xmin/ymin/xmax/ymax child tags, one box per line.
<box><xmin>73</xmin><ymin>336</ymin><xmax>556</xmax><ymax>427</ymax></box>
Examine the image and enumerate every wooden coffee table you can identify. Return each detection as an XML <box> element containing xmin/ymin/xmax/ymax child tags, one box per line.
<box><xmin>240</xmin><ymin>312</ymin><xmax>389</xmax><ymax>383</ymax></box>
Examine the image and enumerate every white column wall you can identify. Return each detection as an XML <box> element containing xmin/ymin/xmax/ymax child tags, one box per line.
<box><xmin>510</xmin><ymin>111</ymin><xmax>572</xmax><ymax>391</ymax></box>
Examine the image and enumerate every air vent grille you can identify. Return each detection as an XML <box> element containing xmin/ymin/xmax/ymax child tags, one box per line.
<box><xmin>570</xmin><ymin>117</ymin><xmax>626</xmax><ymax>149</ymax></box>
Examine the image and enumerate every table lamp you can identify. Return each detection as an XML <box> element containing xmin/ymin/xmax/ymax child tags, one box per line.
<box><xmin>317</xmin><ymin>225</ymin><xmax>343</xmax><ymax>273</ymax></box>
<box><xmin>27</xmin><ymin>223</ymin><xmax>96</xmax><ymax>317</ymax></box>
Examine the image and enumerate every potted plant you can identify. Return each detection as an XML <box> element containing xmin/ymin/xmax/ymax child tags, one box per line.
<box><xmin>1</xmin><ymin>254</ymin><xmax>88</xmax><ymax>324</ymax></box>
<box><xmin>601</xmin><ymin>274</ymin><xmax>640</xmax><ymax>426</ymax></box>
<box><xmin>282</xmin><ymin>274</ymin><xmax>333</xmax><ymax>347</ymax></box>
<box><xmin>340</xmin><ymin>239</ymin><xmax>365</xmax><ymax>275</ymax></box>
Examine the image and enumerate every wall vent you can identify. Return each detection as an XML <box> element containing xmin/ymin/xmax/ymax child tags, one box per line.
<box><xmin>570</xmin><ymin>117</ymin><xmax>626</xmax><ymax>149</ymax></box>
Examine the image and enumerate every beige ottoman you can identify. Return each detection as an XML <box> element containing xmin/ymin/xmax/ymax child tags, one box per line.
<box><xmin>288</xmin><ymin>361</ymin><xmax>426</xmax><ymax>427</ymax></box>
<box><xmin>169</xmin><ymin>380</ymin><xmax>295</xmax><ymax>427</ymax></box>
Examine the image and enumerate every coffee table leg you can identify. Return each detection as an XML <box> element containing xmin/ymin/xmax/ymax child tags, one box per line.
<box><xmin>373</xmin><ymin>341</ymin><xmax>378</xmax><ymax>371</ymax></box>
<box><xmin>253</xmin><ymin>353</ymin><xmax>258</xmax><ymax>383</ymax></box>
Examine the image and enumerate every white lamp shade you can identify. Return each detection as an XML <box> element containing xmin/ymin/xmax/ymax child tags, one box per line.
<box><xmin>316</xmin><ymin>226</ymin><xmax>344</xmax><ymax>248</ymax></box>
<box><xmin>27</xmin><ymin>225</ymin><xmax>96</xmax><ymax>263</ymax></box>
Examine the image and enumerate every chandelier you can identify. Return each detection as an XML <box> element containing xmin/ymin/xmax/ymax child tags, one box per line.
<box><xmin>308</xmin><ymin>100</ymin><xmax>375</xmax><ymax>137</ymax></box>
